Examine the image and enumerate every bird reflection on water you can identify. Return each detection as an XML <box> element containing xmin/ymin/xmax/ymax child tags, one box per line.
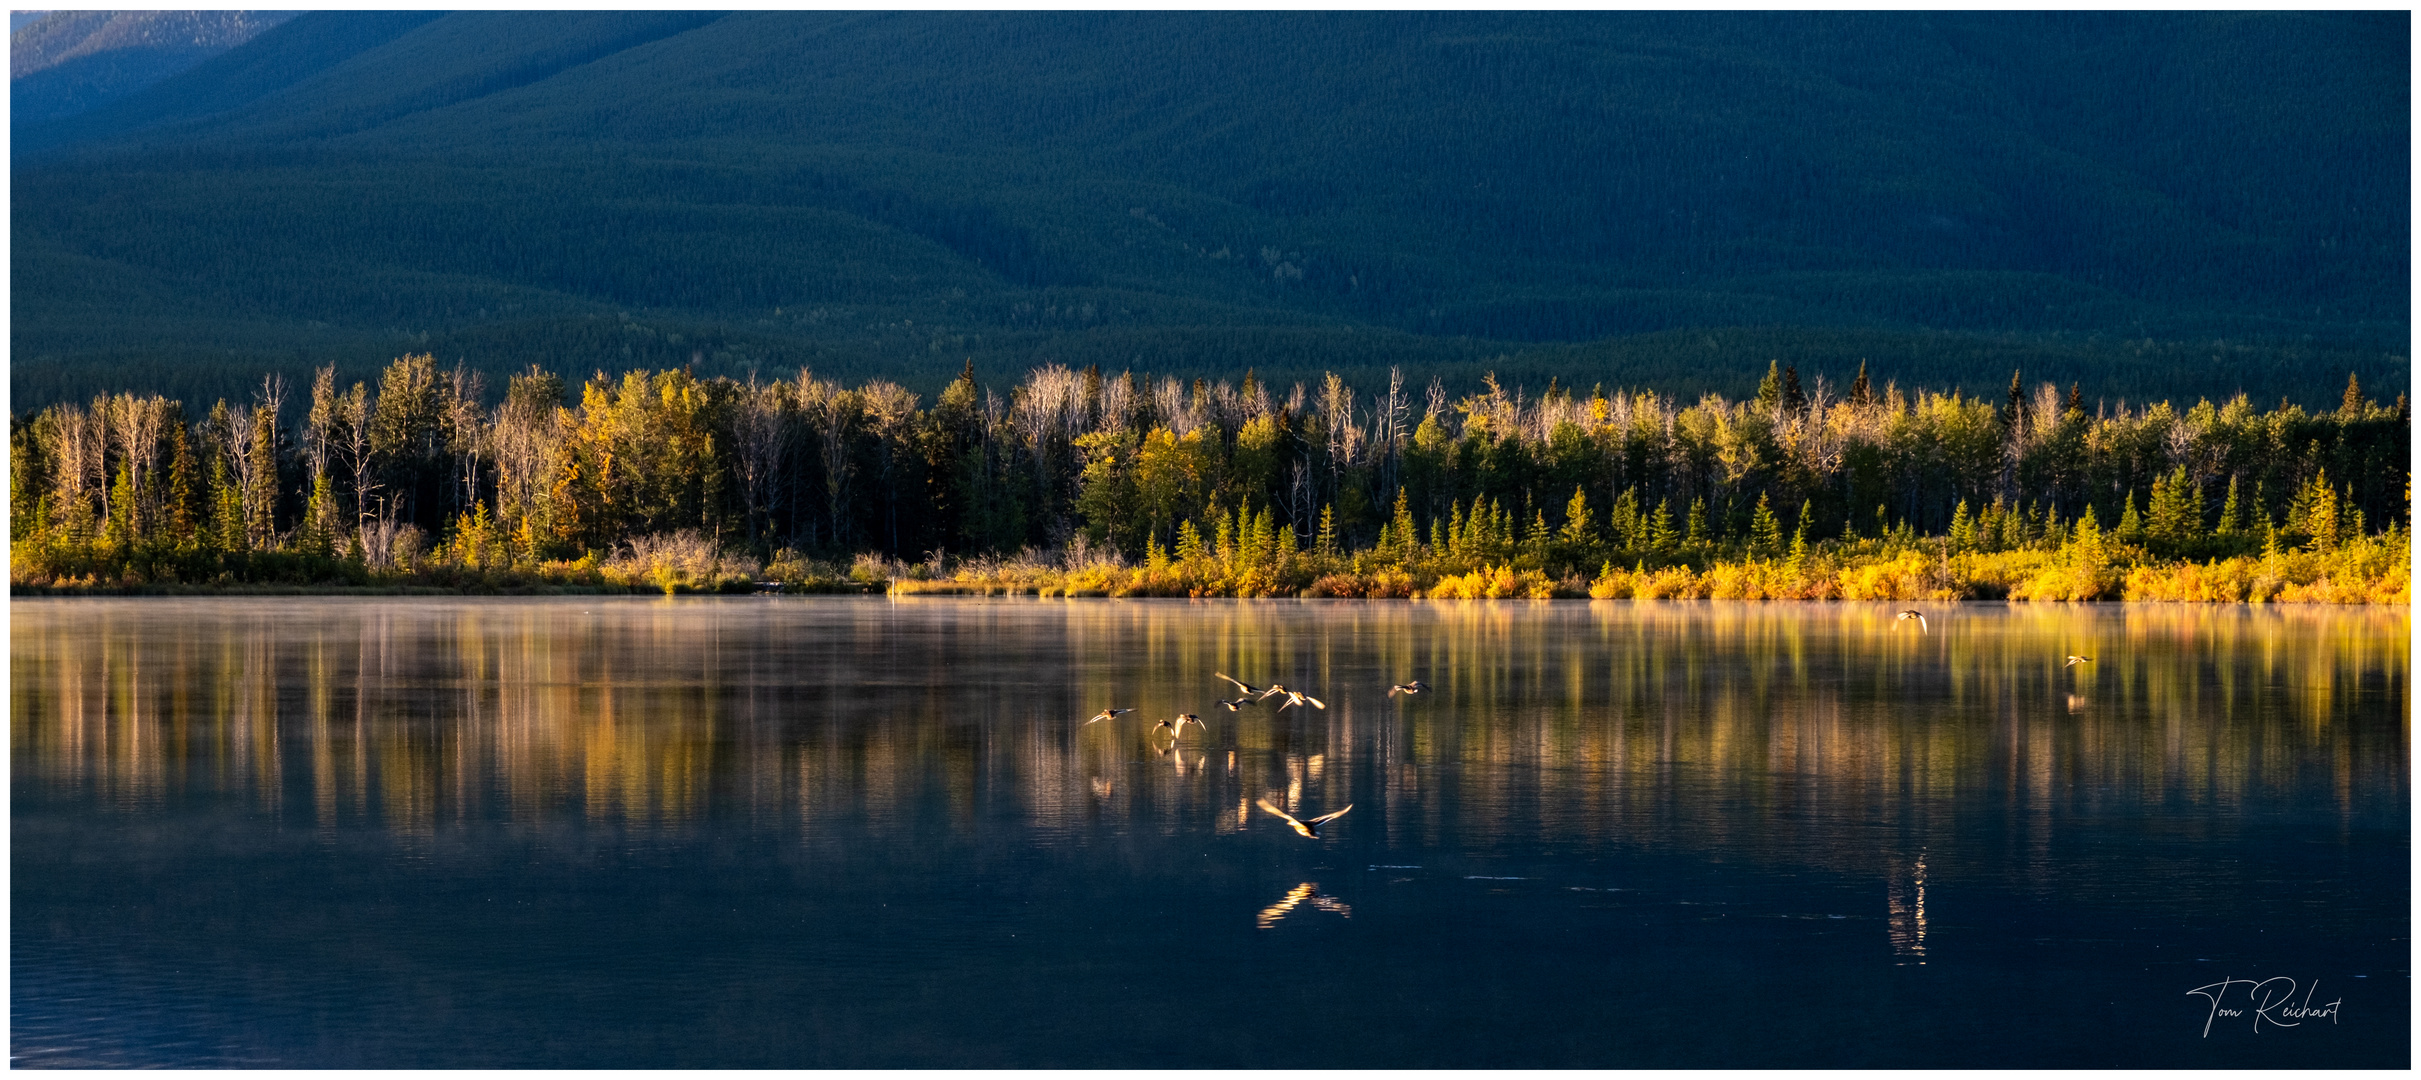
<box><xmin>1256</xmin><ymin>881</ymin><xmax>1353</xmax><ymax>929</ymax></box>
<box><xmin>1153</xmin><ymin>713</ymin><xmax>1207</xmax><ymax>744</ymax></box>
<box><xmin>1887</xmin><ymin>851</ymin><xmax>1928</xmax><ymax>964</ymax></box>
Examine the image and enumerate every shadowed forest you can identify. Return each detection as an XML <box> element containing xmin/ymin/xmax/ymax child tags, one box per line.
<box><xmin>12</xmin><ymin>12</ymin><xmax>2409</xmax><ymax>412</ymax></box>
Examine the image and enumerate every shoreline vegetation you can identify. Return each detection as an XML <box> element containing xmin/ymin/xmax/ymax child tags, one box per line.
<box><xmin>12</xmin><ymin>357</ymin><xmax>2407</xmax><ymax>604</ymax></box>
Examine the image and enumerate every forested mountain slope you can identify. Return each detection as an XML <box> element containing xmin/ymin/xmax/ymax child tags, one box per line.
<box><xmin>10</xmin><ymin>10</ymin><xmax>295</xmax><ymax>127</ymax></box>
<box><xmin>12</xmin><ymin>11</ymin><xmax>2407</xmax><ymax>410</ymax></box>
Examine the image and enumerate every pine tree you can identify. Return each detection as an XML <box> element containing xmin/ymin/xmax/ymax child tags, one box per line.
<box><xmin>2215</xmin><ymin>475</ymin><xmax>2243</xmax><ymax>537</ymax></box>
<box><xmin>1849</xmin><ymin>361</ymin><xmax>1872</xmax><ymax>407</ymax></box>
<box><xmin>1685</xmin><ymin>497</ymin><xmax>1707</xmax><ymax>548</ymax></box>
<box><xmin>1749</xmin><ymin>493</ymin><xmax>1783</xmax><ymax>556</ymax></box>
<box><xmin>1558</xmin><ymin>487</ymin><xmax>1594</xmax><ymax>548</ymax></box>
<box><xmin>2004</xmin><ymin>369</ymin><xmax>2027</xmax><ymax>429</ymax></box>
<box><xmin>1255</xmin><ymin>506</ymin><xmax>1277</xmax><ymax>567</ymax></box>
<box><xmin>1787</xmin><ymin>498</ymin><xmax>1812</xmax><ymax>569</ymax></box>
<box><xmin>1754</xmin><ymin>360</ymin><xmax>1782</xmax><ymax>413</ymax></box>
<box><xmin>1315</xmin><ymin>504</ymin><xmax>1338</xmax><ymax>560</ymax></box>
<box><xmin>2115</xmin><ymin>490</ymin><xmax>2144</xmax><ymax>544</ymax></box>
<box><xmin>2069</xmin><ymin>505</ymin><xmax>2106</xmax><ymax>567</ymax></box>
<box><xmin>1607</xmin><ymin>485</ymin><xmax>1639</xmax><ymax>550</ymax></box>
<box><xmin>105</xmin><ymin>464</ymin><xmax>134</xmax><ymax>550</ymax></box>
<box><xmin>1947</xmin><ymin>499</ymin><xmax>1975</xmax><ymax>551</ymax></box>
<box><xmin>2296</xmin><ymin>471</ymin><xmax>2340</xmax><ymax>551</ymax></box>
<box><xmin>1388</xmin><ymin>487</ymin><xmax>1418</xmax><ymax>564</ymax></box>
<box><xmin>1781</xmin><ymin>364</ymin><xmax>1806</xmax><ymax>415</ymax></box>
<box><xmin>166</xmin><ymin>423</ymin><xmax>198</xmax><ymax>547</ymax></box>
<box><xmin>1998</xmin><ymin>498</ymin><xmax>2029</xmax><ymax>549</ymax></box>
<box><xmin>300</xmin><ymin>475</ymin><xmax>336</xmax><ymax>556</ymax></box>
<box><xmin>2340</xmin><ymin>371</ymin><xmax>2364</xmax><ymax>417</ymax></box>
<box><xmin>212</xmin><ymin>457</ymin><xmax>246</xmax><ymax>553</ymax></box>
<box><xmin>1648</xmin><ymin>498</ymin><xmax>1677</xmax><ymax>553</ymax></box>
<box><xmin>2145</xmin><ymin>466</ymin><xmax>2202</xmax><ymax>546</ymax></box>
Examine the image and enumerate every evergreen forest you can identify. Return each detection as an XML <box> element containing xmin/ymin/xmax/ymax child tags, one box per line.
<box><xmin>11</xmin><ymin>358</ymin><xmax>2408</xmax><ymax>602</ymax></box>
<box><xmin>12</xmin><ymin>12</ymin><xmax>2409</xmax><ymax>413</ymax></box>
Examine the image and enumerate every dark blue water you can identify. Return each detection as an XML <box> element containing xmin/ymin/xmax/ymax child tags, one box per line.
<box><xmin>12</xmin><ymin>598</ymin><xmax>2408</xmax><ymax>1067</ymax></box>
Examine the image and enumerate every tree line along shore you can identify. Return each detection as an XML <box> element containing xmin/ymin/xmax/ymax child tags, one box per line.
<box><xmin>9</xmin><ymin>355</ymin><xmax>2408</xmax><ymax>603</ymax></box>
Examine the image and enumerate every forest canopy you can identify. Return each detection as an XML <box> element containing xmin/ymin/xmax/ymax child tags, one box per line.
<box><xmin>12</xmin><ymin>12</ymin><xmax>2408</xmax><ymax>411</ymax></box>
<box><xmin>12</xmin><ymin>357</ymin><xmax>2407</xmax><ymax>602</ymax></box>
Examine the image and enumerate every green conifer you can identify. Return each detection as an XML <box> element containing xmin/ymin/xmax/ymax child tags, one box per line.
<box><xmin>1559</xmin><ymin>487</ymin><xmax>1594</xmax><ymax>548</ymax></box>
<box><xmin>1787</xmin><ymin>499</ymin><xmax>1812</xmax><ymax>569</ymax></box>
<box><xmin>1750</xmin><ymin>493</ymin><xmax>1783</xmax><ymax>556</ymax></box>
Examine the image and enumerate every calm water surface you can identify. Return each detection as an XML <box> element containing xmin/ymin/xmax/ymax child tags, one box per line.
<box><xmin>11</xmin><ymin>597</ymin><xmax>2409</xmax><ymax>1067</ymax></box>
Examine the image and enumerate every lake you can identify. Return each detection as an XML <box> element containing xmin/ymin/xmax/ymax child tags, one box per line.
<box><xmin>10</xmin><ymin>597</ymin><xmax>2409</xmax><ymax>1067</ymax></box>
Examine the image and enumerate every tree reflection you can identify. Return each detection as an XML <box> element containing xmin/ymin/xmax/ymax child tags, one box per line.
<box><xmin>12</xmin><ymin>598</ymin><xmax>2408</xmax><ymax>892</ymax></box>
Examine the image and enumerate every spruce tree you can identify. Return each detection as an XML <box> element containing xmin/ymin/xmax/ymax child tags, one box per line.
<box><xmin>167</xmin><ymin>423</ymin><xmax>199</xmax><ymax>547</ymax></box>
<box><xmin>1787</xmin><ymin>498</ymin><xmax>1812</xmax><ymax>569</ymax></box>
<box><xmin>1525</xmin><ymin>509</ymin><xmax>1552</xmax><ymax>562</ymax></box>
<box><xmin>212</xmin><ymin>457</ymin><xmax>246</xmax><ymax>553</ymax></box>
<box><xmin>1749</xmin><ymin>493</ymin><xmax>1783</xmax><ymax>556</ymax></box>
<box><xmin>1558</xmin><ymin>487</ymin><xmax>1594</xmax><ymax>548</ymax></box>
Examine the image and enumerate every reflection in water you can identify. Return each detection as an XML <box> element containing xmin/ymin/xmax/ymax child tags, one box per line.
<box><xmin>13</xmin><ymin>599</ymin><xmax>2407</xmax><ymax>867</ymax></box>
<box><xmin>10</xmin><ymin>596</ymin><xmax>2410</xmax><ymax>1063</ymax></box>
<box><xmin>1257</xmin><ymin>882</ymin><xmax>1352</xmax><ymax>929</ymax></box>
<box><xmin>1888</xmin><ymin>851</ymin><xmax>1929</xmax><ymax>964</ymax></box>
<box><xmin>18</xmin><ymin>598</ymin><xmax>2401</xmax><ymax>842</ymax></box>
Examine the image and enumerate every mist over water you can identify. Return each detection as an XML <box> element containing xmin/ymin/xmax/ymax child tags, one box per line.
<box><xmin>12</xmin><ymin>598</ymin><xmax>2408</xmax><ymax>1067</ymax></box>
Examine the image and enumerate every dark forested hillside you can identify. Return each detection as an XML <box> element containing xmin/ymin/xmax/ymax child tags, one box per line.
<box><xmin>9</xmin><ymin>10</ymin><xmax>295</xmax><ymax>127</ymax></box>
<box><xmin>12</xmin><ymin>11</ymin><xmax>2408</xmax><ymax>411</ymax></box>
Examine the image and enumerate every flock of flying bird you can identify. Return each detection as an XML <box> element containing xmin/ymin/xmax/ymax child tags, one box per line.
<box><xmin>1080</xmin><ymin>671</ymin><xmax>1428</xmax><ymax>840</ymax></box>
<box><xmin>1079</xmin><ymin>611</ymin><xmax>2094</xmax><ymax>842</ymax></box>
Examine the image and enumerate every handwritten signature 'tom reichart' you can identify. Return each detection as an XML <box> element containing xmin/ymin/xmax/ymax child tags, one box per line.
<box><xmin>2187</xmin><ymin>977</ymin><xmax>2342</xmax><ymax>1037</ymax></box>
